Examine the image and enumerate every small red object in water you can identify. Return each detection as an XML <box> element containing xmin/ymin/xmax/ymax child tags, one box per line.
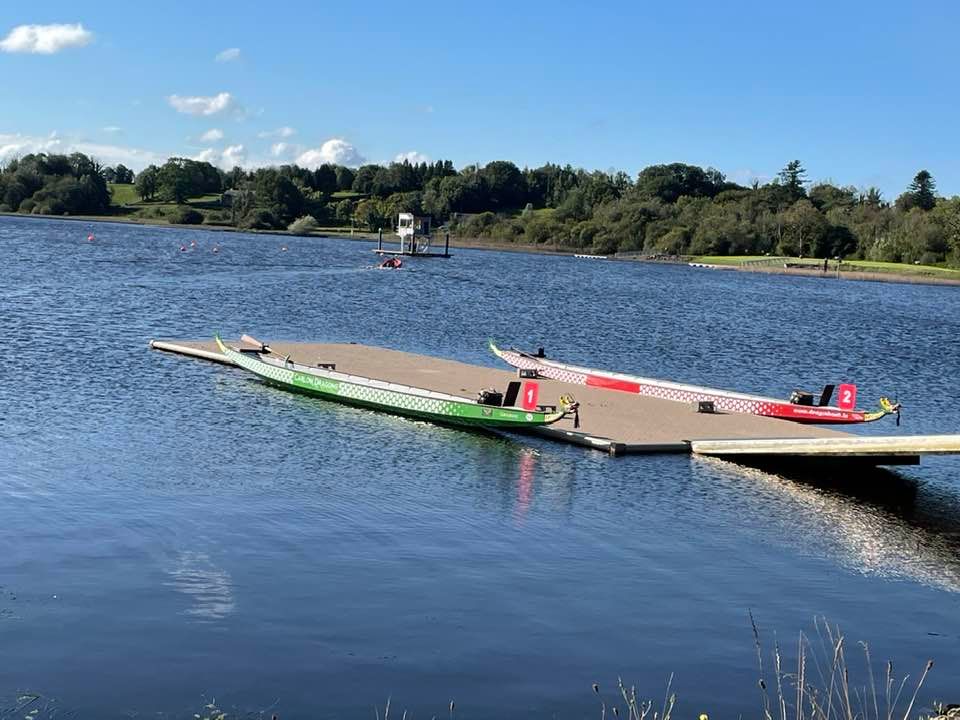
<box><xmin>87</xmin><ymin>234</ymin><xmax>95</xmax><ymax>242</ymax></box>
<box><xmin>380</xmin><ymin>257</ymin><xmax>403</xmax><ymax>269</ymax></box>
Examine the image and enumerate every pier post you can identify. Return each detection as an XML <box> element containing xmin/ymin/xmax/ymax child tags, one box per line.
<box><xmin>378</xmin><ymin>228</ymin><xmax>382</xmax><ymax>251</ymax></box>
<box><xmin>445</xmin><ymin>232</ymin><xmax>450</xmax><ymax>257</ymax></box>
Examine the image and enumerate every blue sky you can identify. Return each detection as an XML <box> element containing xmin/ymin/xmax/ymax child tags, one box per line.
<box><xmin>2</xmin><ymin>1</ymin><xmax>958</xmax><ymax>199</ymax></box>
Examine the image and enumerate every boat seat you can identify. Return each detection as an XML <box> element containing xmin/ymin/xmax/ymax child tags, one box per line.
<box><xmin>503</xmin><ymin>381</ymin><xmax>521</xmax><ymax>407</ymax></box>
<box><xmin>818</xmin><ymin>384</ymin><xmax>835</xmax><ymax>406</ymax></box>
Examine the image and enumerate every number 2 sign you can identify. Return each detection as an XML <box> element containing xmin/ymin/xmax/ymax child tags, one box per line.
<box><xmin>521</xmin><ymin>381</ymin><xmax>540</xmax><ymax>411</ymax></box>
<box><xmin>837</xmin><ymin>383</ymin><xmax>857</xmax><ymax>411</ymax></box>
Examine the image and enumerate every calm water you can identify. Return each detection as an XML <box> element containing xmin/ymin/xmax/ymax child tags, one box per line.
<box><xmin>1</xmin><ymin>216</ymin><xmax>959</xmax><ymax>719</ymax></box>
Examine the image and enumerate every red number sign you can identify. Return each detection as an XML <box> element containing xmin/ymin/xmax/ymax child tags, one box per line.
<box><xmin>521</xmin><ymin>381</ymin><xmax>539</xmax><ymax>411</ymax></box>
<box><xmin>837</xmin><ymin>383</ymin><xmax>857</xmax><ymax>411</ymax></box>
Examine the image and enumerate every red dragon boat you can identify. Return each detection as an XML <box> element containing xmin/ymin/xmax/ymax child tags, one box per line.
<box><xmin>489</xmin><ymin>341</ymin><xmax>901</xmax><ymax>425</ymax></box>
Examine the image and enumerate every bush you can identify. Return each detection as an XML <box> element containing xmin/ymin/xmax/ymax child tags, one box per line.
<box><xmin>203</xmin><ymin>210</ymin><xmax>231</xmax><ymax>225</ymax></box>
<box><xmin>37</xmin><ymin>199</ymin><xmax>66</xmax><ymax>215</ymax></box>
<box><xmin>168</xmin><ymin>207</ymin><xmax>204</xmax><ymax>225</ymax></box>
<box><xmin>240</xmin><ymin>209</ymin><xmax>278</xmax><ymax>230</ymax></box>
<box><xmin>288</xmin><ymin>215</ymin><xmax>319</xmax><ymax>235</ymax></box>
<box><xmin>18</xmin><ymin>199</ymin><xmax>36</xmax><ymax>214</ymax></box>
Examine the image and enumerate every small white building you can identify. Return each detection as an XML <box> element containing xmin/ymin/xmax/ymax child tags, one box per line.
<box><xmin>397</xmin><ymin>213</ymin><xmax>432</xmax><ymax>254</ymax></box>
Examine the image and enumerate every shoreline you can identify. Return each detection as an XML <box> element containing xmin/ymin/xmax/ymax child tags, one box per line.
<box><xmin>0</xmin><ymin>210</ymin><xmax>577</xmax><ymax>257</ymax></box>
<box><xmin>3</xmin><ymin>211</ymin><xmax>959</xmax><ymax>286</ymax></box>
<box><xmin>696</xmin><ymin>262</ymin><xmax>960</xmax><ymax>287</ymax></box>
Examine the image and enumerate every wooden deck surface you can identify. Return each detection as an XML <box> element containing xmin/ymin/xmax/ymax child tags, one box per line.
<box><xmin>151</xmin><ymin>338</ymin><xmax>852</xmax><ymax>453</ymax></box>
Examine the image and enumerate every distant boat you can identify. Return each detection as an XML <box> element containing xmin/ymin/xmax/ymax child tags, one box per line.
<box><xmin>216</xmin><ymin>336</ymin><xmax>570</xmax><ymax>429</ymax></box>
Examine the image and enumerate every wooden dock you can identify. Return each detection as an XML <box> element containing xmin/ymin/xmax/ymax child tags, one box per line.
<box><xmin>149</xmin><ymin>339</ymin><xmax>960</xmax><ymax>464</ymax></box>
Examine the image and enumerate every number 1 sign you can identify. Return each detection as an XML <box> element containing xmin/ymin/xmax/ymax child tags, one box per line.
<box><xmin>521</xmin><ymin>381</ymin><xmax>540</xmax><ymax>411</ymax></box>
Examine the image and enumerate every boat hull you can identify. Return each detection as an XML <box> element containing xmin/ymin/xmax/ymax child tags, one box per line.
<box><xmin>490</xmin><ymin>343</ymin><xmax>883</xmax><ymax>425</ymax></box>
<box><xmin>218</xmin><ymin>338</ymin><xmax>564</xmax><ymax>429</ymax></box>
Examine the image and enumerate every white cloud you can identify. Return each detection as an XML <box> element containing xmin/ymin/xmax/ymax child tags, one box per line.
<box><xmin>271</xmin><ymin>142</ymin><xmax>290</xmax><ymax>158</ymax></box>
<box><xmin>222</xmin><ymin>144</ymin><xmax>246</xmax><ymax>167</ymax></box>
<box><xmin>0</xmin><ymin>132</ymin><xmax>62</xmax><ymax>162</ymax></box>
<box><xmin>194</xmin><ymin>148</ymin><xmax>218</xmax><ymax>164</ymax></box>
<box><xmin>296</xmin><ymin>138</ymin><xmax>364</xmax><ymax>168</ymax></box>
<box><xmin>0</xmin><ymin>132</ymin><xmax>164</xmax><ymax>170</ymax></box>
<box><xmin>167</xmin><ymin>92</ymin><xmax>236</xmax><ymax>116</ymax></box>
<box><xmin>258</xmin><ymin>126</ymin><xmax>296</xmax><ymax>139</ymax></box>
<box><xmin>0</xmin><ymin>23</ymin><xmax>93</xmax><ymax>54</ymax></box>
<box><xmin>73</xmin><ymin>141</ymin><xmax>165</xmax><ymax>168</ymax></box>
<box><xmin>395</xmin><ymin>151</ymin><xmax>430</xmax><ymax>164</ymax></box>
<box><xmin>215</xmin><ymin>47</ymin><xmax>241</xmax><ymax>63</ymax></box>
<box><xmin>194</xmin><ymin>144</ymin><xmax>247</xmax><ymax>169</ymax></box>
<box><xmin>730</xmin><ymin>168</ymin><xmax>771</xmax><ymax>186</ymax></box>
<box><xmin>102</xmin><ymin>126</ymin><xmax>123</xmax><ymax>134</ymax></box>
<box><xmin>200</xmin><ymin>128</ymin><xmax>224</xmax><ymax>142</ymax></box>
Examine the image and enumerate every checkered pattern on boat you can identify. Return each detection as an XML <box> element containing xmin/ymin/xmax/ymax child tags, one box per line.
<box><xmin>230</xmin><ymin>347</ymin><xmax>462</xmax><ymax>417</ymax></box>
<box><xmin>498</xmin><ymin>348</ymin><xmax>771</xmax><ymax>415</ymax></box>
<box><xmin>500</xmin><ymin>349</ymin><xmax>589</xmax><ymax>385</ymax></box>
<box><xmin>337</xmin><ymin>381</ymin><xmax>457</xmax><ymax>416</ymax></box>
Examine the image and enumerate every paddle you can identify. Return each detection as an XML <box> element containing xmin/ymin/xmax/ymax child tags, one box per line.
<box><xmin>240</xmin><ymin>334</ymin><xmax>271</xmax><ymax>353</ymax></box>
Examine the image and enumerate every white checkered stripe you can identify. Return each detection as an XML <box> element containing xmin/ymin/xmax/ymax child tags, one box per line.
<box><xmin>235</xmin><ymin>351</ymin><xmax>296</xmax><ymax>384</ymax></box>
<box><xmin>631</xmin><ymin>382</ymin><xmax>767</xmax><ymax>414</ymax></box>
<box><xmin>501</xmin><ymin>350</ymin><xmax>588</xmax><ymax>385</ymax></box>
<box><xmin>231</xmin><ymin>347</ymin><xmax>463</xmax><ymax>418</ymax></box>
<box><xmin>337</xmin><ymin>381</ymin><xmax>456</xmax><ymax>416</ymax></box>
<box><xmin>501</xmin><ymin>349</ymin><xmax>774</xmax><ymax>416</ymax></box>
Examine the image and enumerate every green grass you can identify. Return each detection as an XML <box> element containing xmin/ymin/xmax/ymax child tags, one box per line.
<box><xmin>693</xmin><ymin>254</ymin><xmax>960</xmax><ymax>277</ymax></box>
<box><xmin>693</xmin><ymin>255</ymin><xmax>772</xmax><ymax>265</ymax></box>
<box><xmin>108</xmin><ymin>184</ymin><xmax>222</xmax><ymax>209</ymax></box>
<box><xmin>107</xmin><ymin>185</ymin><xmax>229</xmax><ymax>223</ymax></box>
<box><xmin>842</xmin><ymin>259</ymin><xmax>960</xmax><ymax>277</ymax></box>
<box><xmin>108</xmin><ymin>183</ymin><xmax>139</xmax><ymax>205</ymax></box>
<box><xmin>503</xmin><ymin>206</ymin><xmax>556</xmax><ymax>219</ymax></box>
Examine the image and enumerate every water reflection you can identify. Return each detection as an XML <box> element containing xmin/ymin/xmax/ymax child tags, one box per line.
<box><xmin>515</xmin><ymin>449</ymin><xmax>536</xmax><ymax>521</ymax></box>
<box><xmin>165</xmin><ymin>551</ymin><xmax>235</xmax><ymax>620</ymax></box>
<box><xmin>699</xmin><ymin>457</ymin><xmax>960</xmax><ymax>593</ymax></box>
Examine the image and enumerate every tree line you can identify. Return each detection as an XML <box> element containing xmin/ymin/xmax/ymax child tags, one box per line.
<box><xmin>2</xmin><ymin>151</ymin><xmax>958</xmax><ymax>266</ymax></box>
<box><xmin>0</xmin><ymin>153</ymin><xmax>112</xmax><ymax>216</ymax></box>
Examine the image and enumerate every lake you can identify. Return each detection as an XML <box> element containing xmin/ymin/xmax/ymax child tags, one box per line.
<box><xmin>1</xmin><ymin>216</ymin><xmax>958</xmax><ymax>719</ymax></box>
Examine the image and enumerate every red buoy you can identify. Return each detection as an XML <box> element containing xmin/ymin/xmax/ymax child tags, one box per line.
<box><xmin>87</xmin><ymin>234</ymin><xmax>95</xmax><ymax>242</ymax></box>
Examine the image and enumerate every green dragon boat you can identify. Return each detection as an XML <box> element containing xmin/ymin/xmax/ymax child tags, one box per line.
<box><xmin>215</xmin><ymin>336</ymin><xmax>569</xmax><ymax>429</ymax></box>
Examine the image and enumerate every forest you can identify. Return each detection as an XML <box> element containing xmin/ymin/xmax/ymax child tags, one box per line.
<box><xmin>2</xmin><ymin>152</ymin><xmax>958</xmax><ymax>266</ymax></box>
